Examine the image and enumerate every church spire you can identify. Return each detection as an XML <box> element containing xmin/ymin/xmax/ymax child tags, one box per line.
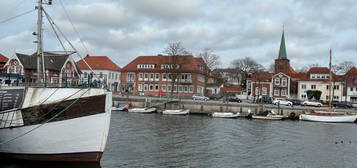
<box><xmin>278</xmin><ymin>26</ymin><xmax>287</xmax><ymax>59</ymax></box>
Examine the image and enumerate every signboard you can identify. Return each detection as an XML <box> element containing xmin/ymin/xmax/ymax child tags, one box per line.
<box><xmin>0</xmin><ymin>89</ymin><xmax>24</xmax><ymax>111</ymax></box>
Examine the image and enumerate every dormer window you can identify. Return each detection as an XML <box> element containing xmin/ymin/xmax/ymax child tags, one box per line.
<box><xmin>137</xmin><ymin>64</ymin><xmax>155</xmax><ymax>69</ymax></box>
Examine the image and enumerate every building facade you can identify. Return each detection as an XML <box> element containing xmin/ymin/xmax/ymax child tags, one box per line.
<box><xmin>76</xmin><ymin>55</ymin><xmax>121</xmax><ymax>92</ymax></box>
<box><xmin>120</xmin><ymin>55</ymin><xmax>208</xmax><ymax>98</ymax></box>
<box><xmin>4</xmin><ymin>52</ymin><xmax>80</xmax><ymax>86</ymax></box>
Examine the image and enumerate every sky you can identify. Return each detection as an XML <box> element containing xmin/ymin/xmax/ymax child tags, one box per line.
<box><xmin>0</xmin><ymin>0</ymin><xmax>356</xmax><ymax>70</ymax></box>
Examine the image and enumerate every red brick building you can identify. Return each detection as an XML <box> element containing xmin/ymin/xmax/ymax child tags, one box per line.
<box><xmin>0</xmin><ymin>54</ymin><xmax>9</xmax><ymax>73</ymax></box>
<box><xmin>120</xmin><ymin>55</ymin><xmax>208</xmax><ymax>98</ymax></box>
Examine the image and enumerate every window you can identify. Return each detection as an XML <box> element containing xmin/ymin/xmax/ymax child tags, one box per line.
<box><xmin>162</xmin><ymin>85</ymin><xmax>166</xmax><ymax>91</ymax></box>
<box><xmin>189</xmin><ymin>86</ymin><xmax>193</xmax><ymax>92</ymax></box>
<box><xmin>84</xmin><ymin>72</ymin><xmax>88</xmax><ymax>78</ymax></box>
<box><xmin>311</xmin><ymin>85</ymin><xmax>316</xmax><ymax>89</ymax></box>
<box><xmin>334</xmin><ymin>85</ymin><xmax>339</xmax><ymax>90</ymax></box>
<box><xmin>150</xmin><ymin>73</ymin><xmax>154</xmax><ymax>80</ymax></box>
<box><xmin>139</xmin><ymin>73</ymin><xmax>143</xmax><ymax>80</ymax></box>
<box><xmin>163</xmin><ymin>73</ymin><xmax>167</xmax><ymax>80</ymax></box>
<box><xmin>144</xmin><ymin>84</ymin><xmax>148</xmax><ymax>91</ymax></box>
<box><xmin>301</xmin><ymin>84</ymin><xmax>306</xmax><ymax>89</ymax></box>
<box><xmin>179</xmin><ymin>86</ymin><xmax>183</xmax><ymax>92</ymax></box>
<box><xmin>301</xmin><ymin>95</ymin><xmax>306</xmax><ymax>99</ymax></box>
<box><xmin>100</xmin><ymin>72</ymin><xmax>103</xmax><ymax>78</ymax></box>
<box><xmin>326</xmin><ymin>96</ymin><xmax>329</xmax><ymax>100</ymax></box>
<box><xmin>262</xmin><ymin>87</ymin><xmax>267</xmax><ymax>95</ymax></box>
<box><xmin>274</xmin><ymin>78</ymin><xmax>280</xmax><ymax>85</ymax></box>
<box><xmin>351</xmin><ymin>97</ymin><xmax>357</xmax><ymax>103</ymax></box>
<box><xmin>281</xmin><ymin>78</ymin><xmax>287</xmax><ymax>87</ymax></box>
<box><xmin>184</xmin><ymin>86</ymin><xmax>188</xmax><ymax>92</ymax></box>
<box><xmin>352</xmin><ymin>78</ymin><xmax>357</xmax><ymax>83</ymax></box>
<box><xmin>326</xmin><ymin>85</ymin><xmax>329</xmax><ymax>90</ymax></box>
<box><xmin>149</xmin><ymin>85</ymin><xmax>153</xmax><ymax>91</ymax></box>
<box><xmin>255</xmin><ymin>87</ymin><xmax>259</xmax><ymax>95</ymax></box>
<box><xmin>155</xmin><ymin>85</ymin><xmax>159</xmax><ymax>91</ymax></box>
<box><xmin>281</xmin><ymin>89</ymin><xmax>287</xmax><ymax>96</ymax></box>
<box><xmin>138</xmin><ymin>84</ymin><xmax>143</xmax><ymax>91</ymax></box>
<box><xmin>274</xmin><ymin>89</ymin><xmax>279</xmax><ymax>96</ymax></box>
<box><xmin>127</xmin><ymin>73</ymin><xmax>134</xmax><ymax>82</ymax></box>
<box><xmin>115</xmin><ymin>73</ymin><xmax>118</xmax><ymax>80</ymax></box>
<box><xmin>144</xmin><ymin>73</ymin><xmax>148</xmax><ymax>80</ymax></box>
<box><xmin>155</xmin><ymin>73</ymin><xmax>159</xmax><ymax>80</ymax></box>
<box><xmin>168</xmin><ymin>86</ymin><xmax>172</xmax><ymax>91</ymax></box>
<box><xmin>351</xmin><ymin>87</ymin><xmax>354</xmax><ymax>92</ymax></box>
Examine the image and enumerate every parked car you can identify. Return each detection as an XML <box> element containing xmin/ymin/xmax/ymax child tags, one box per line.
<box><xmin>226</xmin><ymin>96</ymin><xmax>242</xmax><ymax>103</ymax></box>
<box><xmin>192</xmin><ymin>94</ymin><xmax>209</xmax><ymax>101</ymax></box>
<box><xmin>208</xmin><ymin>93</ymin><xmax>223</xmax><ymax>100</ymax></box>
<box><xmin>272</xmin><ymin>99</ymin><xmax>293</xmax><ymax>106</ymax></box>
<box><xmin>332</xmin><ymin>101</ymin><xmax>353</xmax><ymax>108</ymax></box>
<box><xmin>302</xmin><ymin>100</ymin><xmax>323</xmax><ymax>107</ymax></box>
<box><xmin>286</xmin><ymin>99</ymin><xmax>301</xmax><ymax>105</ymax></box>
<box><xmin>256</xmin><ymin>96</ymin><xmax>274</xmax><ymax>104</ymax></box>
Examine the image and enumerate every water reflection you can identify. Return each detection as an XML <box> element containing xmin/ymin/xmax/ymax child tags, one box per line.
<box><xmin>1</xmin><ymin>159</ymin><xmax>101</xmax><ymax>168</ymax></box>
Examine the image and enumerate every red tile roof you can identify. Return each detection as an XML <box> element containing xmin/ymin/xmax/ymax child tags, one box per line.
<box><xmin>307</xmin><ymin>67</ymin><xmax>330</xmax><ymax>74</ymax></box>
<box><xmin>346</xmin><ymin>67</ymin><xmax>357</xmax><ymax>75</ymax></box>
<box><xmin>121</xmin><ymin>55</ymin><xmax>206</xmax><ymax>72</ymax></box>
<box><xmin>0</xmin><ymin>54</ymin><xmax>8</xmax><ymax>63</ymax></box>
<box><xmin>76</xmin><ymin>55</ymin><xmax>120</xmax><ymax>71</ymax></box>
<box><xmin>250</xmin><ymin>72</ymin><xmax>274</xmax><ymax>82</ymax></box>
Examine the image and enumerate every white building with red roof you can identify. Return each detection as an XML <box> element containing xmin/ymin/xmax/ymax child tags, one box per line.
<box><xmin>344</xmin><ymin>67</ymin><xmax>357</xmax><ymax>103</ymax></box>
<box><xmin>120</xmin><ymin>55</ymin><xmax>208</xmax><ymax>98</ymax></box>
<box><xmin>76</xmin><ymin>55</ymin><xmax>121</xmax><ymax>92</ymax></box>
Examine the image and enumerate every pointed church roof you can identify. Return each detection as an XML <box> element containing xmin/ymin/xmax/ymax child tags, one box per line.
<box><xmin>278</xmin><ymin>30</ymin><xmax>287</xmax><ymax>59</ymax></box>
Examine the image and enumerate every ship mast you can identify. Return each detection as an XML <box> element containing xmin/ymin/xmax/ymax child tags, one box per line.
<box><xmin>328</xmin><ymin>49</ymin><xmax>333</xmax><ymax>109</ymax></box>
<box><xmin>36</xmin><ymin>0</ymin><xmax>46</xmax><ymax>83</ymax></box>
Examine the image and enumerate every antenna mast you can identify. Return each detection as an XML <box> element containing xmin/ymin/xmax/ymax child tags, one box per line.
<box><xmin>328</xmin><ymin>49</ymin><xmax>333</xmax><ymax>109</ymax></box>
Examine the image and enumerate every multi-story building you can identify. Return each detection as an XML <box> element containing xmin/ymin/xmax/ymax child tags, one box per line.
<box><xmin>345</xmin><ymin>67</ymin><xmax>357</xmax><ymax>103</ymax></box>
<box><xmin>5</xmin><ymin>52</ymin><xmax>80</xmax><ymax>86</ymax></box>
<box><xmin>120</xmin><ymin>55</ymin><xmax>208</xmax><ymax>98</ymax></box>
<box><xmin>297</xmin><ymin>67</ymin><xmax>344</xmax><ymax>102</ymax></box>
<box><xmin>76</xmin><ymin>55</ymin><xmax>121</xmax><ymax>92</ymax></box>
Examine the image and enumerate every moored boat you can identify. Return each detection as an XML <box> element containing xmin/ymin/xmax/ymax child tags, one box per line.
<box><xmin>210</xmin><ymin>112</ymin><xmax>240</xmax><ymax>118</ymax></box>
<box><xmin>128</xmin><ymin>108</ymin><xmax>157</xmax><ymax>113</ymax></box>
<box><xmin>299</xmin><ymin>111</ymin><xmax>357</xmax><ymax>123</ymax></box>
<box><xmin>162</xmin><ymin>109</ymin><xmax>190</xmax><ymax>115</ymax></box>
<box><xmin>112</xmin><ymin>103</ymin><xmax>130</xmax><ymax>111</ymax></box>
<box><xmin>0</xmin><ymin>88</ymin><xmax>112</xmax><ymax>162</ymax></box>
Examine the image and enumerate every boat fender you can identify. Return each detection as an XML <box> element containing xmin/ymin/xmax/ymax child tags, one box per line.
<box><xmin>246</xmin><ymin>113</ymin><xmax>253</xmax><ymax>119</ymax></box>
<box><xmin>289</xmin><ymin>112</ymin><xmax>296</xmax><ymax>119</ymax></box>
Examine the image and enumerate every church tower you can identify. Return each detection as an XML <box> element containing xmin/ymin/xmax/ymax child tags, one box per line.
<box><xmin>274</xmin><ymin>29</ymin><xmax>291</xmax><ymax>74</ymax></box>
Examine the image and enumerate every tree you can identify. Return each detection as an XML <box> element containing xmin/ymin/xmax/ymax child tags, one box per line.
<box><xmin>332</xmin><ymin>61</ymin><xmax>355</xmax><ymax>75</ymax></box>
<box><xmin>163</xmin><ymin>42</ymin><xmax>190</xmax><ymax>96</ymax></box>
<box><xmin>231</xmin><ymin>57</ymin><xmax>265</xmax><ymax>88</ymax></box>
<box><xmin>198</xmin><ymin>48</ymin><xmax>221</xmax><ymax>96</ymax></box>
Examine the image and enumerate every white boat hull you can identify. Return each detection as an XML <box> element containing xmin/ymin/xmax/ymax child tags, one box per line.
<box><xmin>299</xmin><ymin>114</ymin><xmax>357</xmax><ymax>123</ymax></box>
<box><xmin>211</xmin><ymin>112</ymin><xmax>240</xmax><ymax>118</ymax></box>
<box><xmin>0</xmin><ymin>88</ymin><xmax>112</xmax><ymax>162</ymax></box>
<box><xmin>252</xmin><ymin>114</ymin><xmax>286</xmax><ymax>120</ymax></box>
<box><xmin>128</xmin><ymin>108</ymin><xmax>156</xmax><ymax>113</ymax></box>
<box><xmin>162</xmin><ymin>109</ymin><xmax>190</xmax><ymax>115</ymax></box>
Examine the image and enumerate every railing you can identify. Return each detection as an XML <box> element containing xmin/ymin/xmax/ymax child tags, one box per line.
<box><xmin>0</xmin><ymin>109</ymin><xmax>23</xmax><ymax>128</ymax></box>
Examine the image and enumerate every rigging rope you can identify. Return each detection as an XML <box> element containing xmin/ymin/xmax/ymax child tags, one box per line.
<box><xmin>0</xmin><ymin>9</ymin><xmax>35</xmax><ymax>25</ymax></box>
<box><xmin>43</xmin><ymin>9</ymin><xmax>67</xmax><ymax>52</ymax></box>
<box><xmin>0</xmin><ymin>88</ymin><xmax>90</xmax><ymax>145</ymax></box>
<box><xmin>58</xmin><ymin>0</ymin><xmax>91</xmax><ymax>56</ymax></box>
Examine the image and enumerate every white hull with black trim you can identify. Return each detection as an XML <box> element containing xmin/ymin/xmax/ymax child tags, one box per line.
<box><xmin>0</xmin><ymin>88</ymin><xmax>112</xmax><ymax>162</ymax></box>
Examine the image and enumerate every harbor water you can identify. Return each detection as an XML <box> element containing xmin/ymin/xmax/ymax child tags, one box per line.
<box><xmin>3</xmin><ymin>112</ymin><xmax>357</xmax><ymax>168</ymax></box>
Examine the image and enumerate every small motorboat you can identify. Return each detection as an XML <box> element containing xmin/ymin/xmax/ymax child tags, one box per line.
<box><xmin>112</xmin><ymin>103</ymin><xmax>130</xmax><ymax>111</ymax></box>
<box><xmin>251</xmin><ymin>110</ymin><xmax>286</xmax><ymax>120</ymax></box>
<box><xmin>210</xmin><ymin>112</ymin><xmax>240</xmax><ymax>118</ymax></box>
<box><xmin>162</xmin><ymin>109</ymin><xmax>190</xmax><ymax>115</ymax></box>
<box><xmin>299</xmin><ymin>111</ymin><xmax>357</xmax><ymax>123</ymax></box>
<box><xmin>128</xmin><ymin>107</ymin><xmax>157</xmax><ymax>113</ymax></box>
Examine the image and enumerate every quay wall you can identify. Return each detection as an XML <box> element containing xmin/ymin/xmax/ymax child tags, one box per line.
<box><xmin>113</xmin><ymin>97</ymin><xmax>357</xmax><ymax>116</ymax></box>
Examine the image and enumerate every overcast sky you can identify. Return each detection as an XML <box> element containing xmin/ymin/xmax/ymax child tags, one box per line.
<box><xmin>0</xmin><ymin>0</ymin><xmax>356</xmax><ymax>69</ymax></box>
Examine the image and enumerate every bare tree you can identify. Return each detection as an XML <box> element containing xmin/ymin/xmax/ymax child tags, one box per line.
<box><xmin>231</xmin><ymin>57</ymin><xmax>265</xmax><ymax>88</ymax></box>
<box><xmin>332</xmin><ymin>61</ymin><xmax>355</xmax><ymax>75</ymax></box>
<box><xmin>267</xmin><ymin>63</ymin><xmax>275</xmax><ymax>73</ymax></box>
<box><xmin>163</xmin><ymin>42</ymin><xmax>190</xmax><ymax>96</ymax></box>
<box><xmin>198</xmin><ymin>48</ymin><xmax>221</xmax><ymax>96</ymax></box>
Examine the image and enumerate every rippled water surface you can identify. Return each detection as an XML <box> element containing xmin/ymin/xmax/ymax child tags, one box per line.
<box><xmin>101</xmin><ymin>112</ymin><xmax>357</xmax><ymax>168</ymax></box>
<box><xmin>3</xmin><ymin>112</ymin><xmax>357</xmax><ymax>168</ymax></box>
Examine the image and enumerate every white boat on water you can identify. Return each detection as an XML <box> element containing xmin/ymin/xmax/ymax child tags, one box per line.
<box><xmin>0</xmin><ymin>1</ymin><xmax>112</xmax><ymax>162</ymax></box>
<box><xmin>128</xmin><ymin>108</ymin><xmax>157</xmax><ymax>113</ymax></box>
<box><xmin>210</xmin><ymin>112</ymin><xmax>240</xmax><ymax>118</ymax></box>
<box><xmin>162</xmin><ymin>109</ymin><xmax>190</xmax><ymax>115</ymax></box>
<box><xmin>252</xmin><ymin>114</ymin><xmax>286</xmax><ymax>120</ymax></box>
<box><xmin>299</xmin><ymin>111</ymin><xmax>357</xmax><ymax>123</ymax></box>
<box><xmin>0</xmin><ymin>88</ymin><xmax>112</xmax><ymax>162</ymax></box>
